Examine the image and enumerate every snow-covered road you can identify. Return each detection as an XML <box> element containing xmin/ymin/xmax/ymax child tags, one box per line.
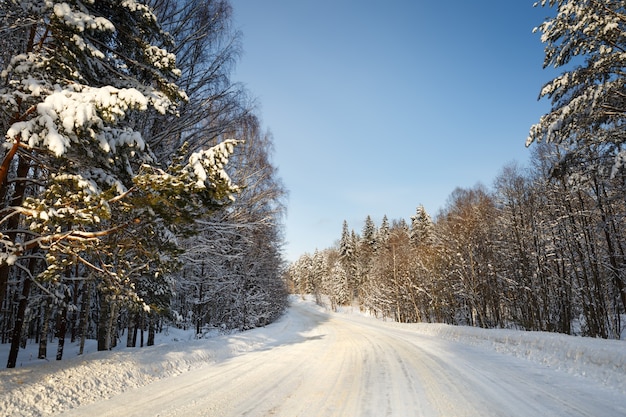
<box><xmin>53</xmin><ymin>301</ymin><xmax>626</xmax><ymax>417</ymax></box>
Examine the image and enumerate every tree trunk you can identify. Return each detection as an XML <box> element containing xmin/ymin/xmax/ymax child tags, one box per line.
<box><xmin>132</xmin><ymin>312</ymin><xmax>140</xmax><ymax>347</ymax></box>
<box><xmin>56</xmin><ymin>304</ymin><xmax>68</xmax><ymax>361</ymax></box>
<box><xmin>97</xmin><ymin>297</ymin><xmax>110</xmax><ymax>351</ymax></box>
<box><xmin>105</xmin><ymin>301</ymin><xmax>117</xmax><ymax>350</ymax></box>
<box><xmin>140</xmin><ymin>317</ymin><xmax>144</xmax><ymax>348</ymax></box>
<box><xmin>78</xmin><ymin>281</ymin><xmax>91</xmax><ymax>355</ymax></box>
<box><xmin>6</xmin><ymin>277</ymin><xmax>31</xmax><ymax>368</ymax></box>
<box><xmin>0</xmin><ymin>152</ymin><xmax>33</xmax><ymax>304</ymax></box>
<box><xmin>147</xmin><ymin>313</ymin><xmax>155</xmax><ymax>346</ymax></box>
<box><xmin>38</xmin><ymin>302</ymin><xmax>52</xmax><ymax>359</ymax></box>
<box><xmin>126</xmin><ymin>313</ymin><xmax>136</xmax><ymax>347</ymax></box>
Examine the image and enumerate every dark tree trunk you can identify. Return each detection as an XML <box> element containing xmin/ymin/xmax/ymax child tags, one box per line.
<box><xmin>97</xmin><ymin>297</ymin><xmax>110</xmax><ymax>351</ymax></box>
<box><xmin>38</xmin><ymin>302</ymin><xmax>52</xmax><ymax>359</ymax></box>
<box><xmin>127</xmin><ymin>313</ymin><xmax>136</xmax><ymax>347</ymax></box>
<box><xmin>78</xmin><ymin>281</ymin><xmax>92</xmax><ymax>355</ymax></box>
<box><xmin>0</xmin><ymin>156</ymin><xmax>32</xmax><ymax>305</ymax></box>
<box><xmin>7</xmin><ymin>277</ymin><xmax>31</xmax><ymax>368</ymax></box>
<box><xmin>108</xmin><ymin>302</ymin><xmax>117</xmax><ymax>349</ymax></box>
<box><xmin>147</xmin><ymin>314</ymin><xmax>155</xmax><ymax>346</ymax></box>
<box><xmin>56</xmin><ymin>304</ymin><xmax>68</xmax><ymax>361</ymax></box>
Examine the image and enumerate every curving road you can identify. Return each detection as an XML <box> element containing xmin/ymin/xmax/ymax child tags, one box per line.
<box><xmin>59</xmin><ymin>302</ymin><xmax>626</xmax><ymax>417</ymax></box>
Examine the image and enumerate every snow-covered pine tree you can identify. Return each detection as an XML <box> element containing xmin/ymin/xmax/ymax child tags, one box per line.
<box><xmin>0</xmin><ymin>0</ymin><xmax>240</xmax><ymax>367</ymax></box>
<box><xmin>338</xmin><ymin>220</ymin><xmax>358</xmax><ymax>300</ymax></box>
<box><xmin>362</xmin><ymin>215</ymin><xmax>377</xmax><ymax>251</ymax></box>
<box><xmin>339</xmin><ymin>220</ymin><xmax>352</xmax><ymax>259</ymax></box>
<box><xmin>410</xmin><ymin>205</ymin><xmax>434</xmax><ymax>247</ymax></box>
<box><xmin>526</xmin><ymin>0</ymin><xmax>626</xmax><ymax>180</ymax></box>
<box><xmin>288</xmin><ymin>254</ymin><xmax>313</xmax><ymax>295</ymax></box>
<box><xmin>328</xmin><ymin>253</ymin><xmax>349</xmax><ymax>307</ymax></box>
<box><xmin>528</xmin><ymin>0</ymin><xmax>626</xmax><ymax>167</ymax></box>
<box><xmin>378</xmin><ymin>215</ymin><xmax>390</xmax><ymax>245</ymax></box>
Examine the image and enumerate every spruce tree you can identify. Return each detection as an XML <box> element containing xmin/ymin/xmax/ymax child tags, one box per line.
<box><xmin>378</xmin><ymin>215</ymin><xmax>390</xmax><ymax>246</ymax></box>
<box><xmin>410</xmin><ymin>205</ymin><xmax>434</xmax><ymax>247</ymax></box>
<box><xmin>339</xmin><ymin>220</ymin><xmax>354</xmax><ymax>261</ymax></box>
<box><xmin>362</xmin><ymin>215</ymin><xmax>377</xmax><ymax>251</ymax></box>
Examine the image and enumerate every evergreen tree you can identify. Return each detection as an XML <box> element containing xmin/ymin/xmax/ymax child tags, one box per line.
<box><xmin>339</xmin><ymin>220</ymin><xmax>354</xmax><ymax>261</ymax></box>
<box><xmin>378</xmin><ymin>215</ymin><xmax>390</xmax><ymax>245</ymax></box>
<box><xmin>362</xmin><ymin>215</ymin><xmax>377</xmax><ymax>251</ymax></box>
<box><xmin>410</xmin><ymin>205</ymin><xmax>434</xmax><ymax>247</ymax></box>
<box><xmin>528</xmin><ymin>0</ymin><xmax>626</xmax><ymax>164</ymax></box>
<box><xmin>336</xmin><ymin>220</ymin><xmax>355</xmax><ymax>298</ymax></box>
<box><xmin>0</xmin><ymin>0</ymin><xmax>239</xmax><ymax>367</ymax></box>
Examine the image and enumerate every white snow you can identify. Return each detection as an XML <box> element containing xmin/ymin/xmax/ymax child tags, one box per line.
<box><xmin>53</xmin><ymin>3</ymin><xmax>115</xmax><ymax>33</ymax></box>
<box><xmin>7</xmin><ymin>86</ymin><xmax>150</xmax><ymax>158</ymax></box>
<box><xmin>187</xmin><ymin>139</ymin><xmax>240</xmax><ymax>193</ymax></box>
<box><xmin>1</xmin><ymin>297</ymin><xmax>625</xmax><ymax>416</ymax></box>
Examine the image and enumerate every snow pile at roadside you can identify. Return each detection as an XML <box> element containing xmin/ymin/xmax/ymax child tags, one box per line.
<box><xmin>0</xmin><ymin>321</ymin><xmax>290</xmax><ymax>417</ymax></box>
<box><xmin>1</xmin><ymin>340</ymin><xmax>205</xmax><ymax>416</ymax></box>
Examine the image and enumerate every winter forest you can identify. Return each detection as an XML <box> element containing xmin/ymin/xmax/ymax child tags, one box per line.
<box><xmin>1</xmin><ymin>0</ymin><xmax>626</xmax><ymax>373</ymax></box>
<box><xmin>287</xmin><ymin>1</ymin><xmax>626</xmax><ymax>341</ymax></box>
<box><xmin>0</xmin><ymin>0</ymin><xmax>287</xmax><ymax>369</ymax></box>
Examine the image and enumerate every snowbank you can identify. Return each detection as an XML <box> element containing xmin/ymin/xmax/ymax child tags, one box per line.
<box><xmin>0</xmin><ymin>324</ymin><xmax>283</xmax><ymax>417</ymax></box>
<box><xmin>2</xmin><ymin>340</ymin><xmax>189</xmax><ymax>415</ymax></box>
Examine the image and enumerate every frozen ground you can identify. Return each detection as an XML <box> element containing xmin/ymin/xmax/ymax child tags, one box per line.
<box><xmin>1</xmin><ymin>298</ymin><xmax>625</xmax><ymax>416</ymax></box>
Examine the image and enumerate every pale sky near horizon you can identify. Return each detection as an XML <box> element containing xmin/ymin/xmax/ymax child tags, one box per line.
<box><xmin>231</xmin><ymin>1</ymin><xmax>559</xmax><ymax>262</ymax></box>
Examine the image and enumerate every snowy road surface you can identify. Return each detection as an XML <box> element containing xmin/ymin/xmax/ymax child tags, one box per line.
<box><xmin>52</xmin><ymin>301</ymin><xmax>626</xmax><ymax>417</ymax></box>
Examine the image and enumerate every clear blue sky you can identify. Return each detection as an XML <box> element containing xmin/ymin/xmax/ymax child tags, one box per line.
<box><xmin>231</xmin><ymin>1</ymin><xmax>558</xmax><ymax>261</ymax></box>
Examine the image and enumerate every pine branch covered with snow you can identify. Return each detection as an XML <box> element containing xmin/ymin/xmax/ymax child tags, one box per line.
<box><xmin>528</xmin><ymin>0</ymin><xmax>626</xmax><ymax>175</ymax></box>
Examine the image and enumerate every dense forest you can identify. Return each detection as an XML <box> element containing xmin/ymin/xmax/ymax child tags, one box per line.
<box><xmin>287</xmin><ymin>1</ymin><xmax>626</xmax><ymax>340</ymax></box>
<box><xmin>0</xmin><ymin>0</ymin><xmax>287</xmax><ymax>368</ymax></box>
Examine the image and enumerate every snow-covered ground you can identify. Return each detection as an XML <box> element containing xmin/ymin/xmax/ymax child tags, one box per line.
<box><xmin>1</xmin><ymin>297</ymin><xmax>625</xmax><ymax>416</ymax></box>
